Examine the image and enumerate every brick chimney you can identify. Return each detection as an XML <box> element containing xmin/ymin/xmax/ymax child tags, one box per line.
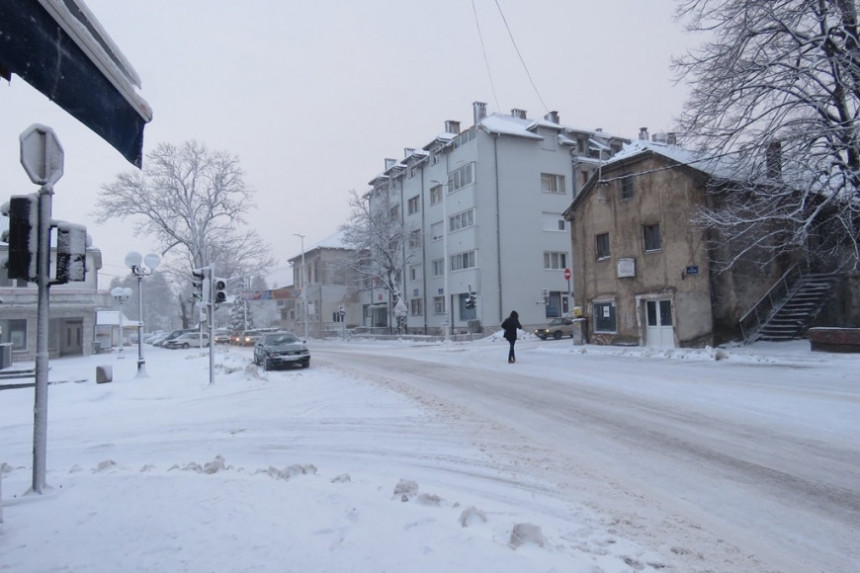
<box><xmin>511</xmin><ymin>108</ymin><xmax>527</xmax><ymax>119</ymax></box>
<box><xmin>639</xmin><ymin>127</ymin><xmax>649</xmax><ymax>141</ymax></box>
<box><xmin>444</xmin><ymin>120</ymin><xmax>461</xmax><ymax>134</ymax></box>
<box><xmin>544</xmin><ymin>111</ymin><xmax>560</xmax><ymax>124</ymax></box>
<box><xmin>472</xmin><ymin>101</ymin><xmax>487</xmax><ymax>124</ymax></box>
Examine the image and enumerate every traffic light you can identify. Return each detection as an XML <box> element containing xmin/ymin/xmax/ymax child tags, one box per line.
<box><xmin>55</xmin><ymin>222</ymin><xmax>87</xmax><ymax>283</ymax></box>
<box><xmin>213</xmin><ymin>277</ymin><xmax>227</xmax><ymax>304</ymax></box>
<box><xmin>1</xmin><ymin>194</ymin><xmax>39</xmax><ymax>281</ymax></box>
<box><xmin>465</xmin><ymin>291</ymin><xmax>476</xmax><ymax>309</ymax></box>
<box><xmin>192</xmin><ymin>269</ymin><xmax>205</xmax><ymax>302</ymax></box>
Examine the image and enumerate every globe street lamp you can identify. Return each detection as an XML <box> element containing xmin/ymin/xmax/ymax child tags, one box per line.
<box><xmin>110</xmin><ymin>286</ymin><xmax>133</xmax><ymax>359</ymax></box>
<box><xmin>124</xmin><ymin>251</ymin><xmax>160</xmax><ymax>377</ymax></box>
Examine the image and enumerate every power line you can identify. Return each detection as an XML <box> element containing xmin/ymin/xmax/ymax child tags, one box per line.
<box><xmin>471</xmin><ymin>0</ymin><xmax>500</xmax><ymax>110</ymax></box>
<box><xmin>492</xmin><ymin>0</ymin><xmax>549</xmax><ymax>114</ymax></box>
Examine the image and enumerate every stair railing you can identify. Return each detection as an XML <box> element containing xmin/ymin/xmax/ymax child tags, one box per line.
<box><xmin>738</xmin><ymin>262</ymin><xmax>805</xmax><ymax>343</ymax></box>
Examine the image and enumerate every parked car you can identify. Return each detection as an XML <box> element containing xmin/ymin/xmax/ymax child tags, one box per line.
<box><xmin>164</xmin><ymin>332</ymin><xmax>210</xmax><ymax>349</ymax></box>
<box><xmin>154</xmin><ymin>328</ymin><xmax>197</xmax><ymax>347</ymax></box>
<box><xmin>253</xmin><ymin>331</ymin><xmax>310</xmax><ymax>370</ymax></box>
<box><xmin>533</xmin><ymin>317</ymin><xmax>575</xmax><ymax>340</ymax></box>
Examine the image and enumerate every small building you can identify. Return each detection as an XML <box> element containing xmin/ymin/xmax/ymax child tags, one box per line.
<box><xmin>283</xmin><ymin>231</ymin><xmax>361</xmax><ymax>337</ymax></box>
<box><xmin>564</xmin><ymin>137</ymin><xmax>797</xmax><ymax>347</ymax></box>
<box><xmin>0</xmin><ymin>244</ymin><xmax>107</xmax><ymax>362</ymax></box>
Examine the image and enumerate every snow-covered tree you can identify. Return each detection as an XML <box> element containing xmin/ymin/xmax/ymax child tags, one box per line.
<box><xmin>94</xmin><ymin>140</ymin><xmax>274</xmax><ymax>325</ymax></box>
<box><xmin>339</xmin><ymin>188</ymin><xmax>412</xmax><ymax>328</ymax></box>
<box><xmin>674</xmin><ymin>0</ymin><xmax>860</xmax><ymax>271</ymax></box>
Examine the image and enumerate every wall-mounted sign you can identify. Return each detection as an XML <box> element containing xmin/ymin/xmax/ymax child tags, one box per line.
<box><xmin>685</xmin><ymin>265</ymin><xmax>699</xmax><ymax>275</ymax></box>
<box><xmin>617</xmin><ymin>257</ymin><xmax>635</xmax><ymax>278</ymax></box>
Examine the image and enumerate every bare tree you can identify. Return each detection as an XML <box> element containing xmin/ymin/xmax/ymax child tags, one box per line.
<box><xmin>674</xmin><ymin>0</ymin><xmax>860</xmax><ymax>271</ymax></box>
<box><xmin>339</xmin><ymin>188</ymin><xmax>413</xmax><ymax>328</ymax></box>
<box><xmin>94</xmin><ymin>141</ymin><xmax>274</xmax><ymax>324</ymax></box>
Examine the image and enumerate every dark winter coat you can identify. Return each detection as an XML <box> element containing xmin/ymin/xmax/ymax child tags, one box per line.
<box><xmin>501</xmin><ymin>312</ymin><xmax>522</xmax><ymax>342</ymax></box>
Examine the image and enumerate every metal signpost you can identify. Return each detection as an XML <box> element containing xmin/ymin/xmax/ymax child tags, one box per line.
<box><xmin>19</xmin><ymin>124</ymin><xmax>63</xmax><ymax>494</ymax></box>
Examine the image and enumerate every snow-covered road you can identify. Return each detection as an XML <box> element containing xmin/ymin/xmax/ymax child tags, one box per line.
<box><xmin>316</xmin><ymin>338</ymin><xmax>860</xmax><ymax>572</ymax></box>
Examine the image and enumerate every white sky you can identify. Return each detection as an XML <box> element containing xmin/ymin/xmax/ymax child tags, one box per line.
<box><xmin>3</xmin><ymin>336</ymin><xmax>858</xmax><ymax>571</ymax></box>
<box><xmin>0</xmin><ymin>1</ymin><xmax>692</xmax><ymax>287</ymax></box>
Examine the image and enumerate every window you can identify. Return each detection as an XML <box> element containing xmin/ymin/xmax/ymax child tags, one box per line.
<box><xmin>408</xmin><ymin>229</ymin><xmax>421</xmax><ymax>249</ymax></box>
<box><xmin>543</xmin><ymin>251</ymin><xmax>567</xmax><ymax>270</ymax></box>
<box><xmin>433</xmin><ymin>296</ymin><xmax>446</xmax><ymax>314</ymax></box>
<box><xmin>593</xmin><ymin>302</ymin><xmax>617</xmax><ymax>332</ymax></box>
<box><xmin>450</xmin><ymin>250</ymin><xmax>476</xmax><ymax>271</ymax></box>
<box><xmin>430</xmin><ymin>185</ymin><xmax>442</xmax><ymax>206</ymax></box>
<box><xmin>389</xmin><ymin>204</ymin><xmax>400</xmax><ymax>219</ymax></box>
<box><xmin>596</xmin><ymin>233</ymin><xmax>611</xmax><ymax>260</ymax></box>
<box><xmin>643</xmin><ymin>224</ymin><xmax>662</xmax><ymax>252</ymax></box>
<box><xmin>409</xmin><ymin>265</ymin><xmax>418</xmax><ymax>281</ymax></box>
<box><xmin>540</xmin><ymin>173</ymin><xmax>565</xmax><ymax>194</ymax></box>
<box><xmin>621</xmin><ymin>176</ymin><xmax>634</xmax><ymax>200</ymax></box>
<box><xmin>448</xmin><ymin>163</ymin><xmax>475</xmax><ymax>191</ymax></box>
<box><xmin>449</xmin><ymin>209</ymin><xmax>474</xmax><ymax>232</ymax></box>
<box><xmin>407</xmin><ymin>195</ymin><xmax>420</xmax><ymax>215</ymax></box>
<box><xmin>1</xmin><ymin>319</ymin><xmax>27</xmax><ymax>350</ymax></box>
<box><xmin>431</xmin><ymin>221</ymin><xmax>443</xmax><ymax>241</ymax></box>
<box><xmin>432</xmin><ymin>259</ymin><xmax>444</xmax><ymax>277</ymax></box>
<box><xmin>410</xmin><ymin>298</ymin><xmax>423</xmax><ymax>316</ymax></box>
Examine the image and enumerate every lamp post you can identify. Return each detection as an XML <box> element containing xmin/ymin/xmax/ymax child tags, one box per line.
<box><xmin>124</xmin><ymin>251</ymin><xmax>160</xmax><ymax>377</ymax></box>
<box><xmin>293</xmin><ymin>233</ymin><xmax>308</xmax><ymax>340</ymax></box>
<box><xmin>110</xmin><ymin>286</ymin><xmax>133</xmax><ymax>359</ymax></box>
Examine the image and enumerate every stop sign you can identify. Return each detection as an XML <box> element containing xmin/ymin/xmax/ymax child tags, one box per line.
<box><xmin>563</xmin><ymin>268</ymin><xmax>571</xmax><ymax>280</ymax></box>
<box><xmin>20</xmin><ymin>124</ymin><xmax>64</xmax><ymax>186</ymax></box>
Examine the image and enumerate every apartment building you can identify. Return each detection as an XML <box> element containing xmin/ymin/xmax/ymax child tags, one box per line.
<box><xmin>361</xmin><ymin>101</ymin><xmax>627</xmax><ymax>334</ymax></box>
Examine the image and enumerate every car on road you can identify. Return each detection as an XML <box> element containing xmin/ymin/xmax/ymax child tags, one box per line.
<box><xmin>154</xmin><ymin>328</ymin><xmax>197</xmax><ymax>347</ymax></box>
<box><xmin>164</xmin><ymin>332</ymin><xmax>210</xmax><ymax>349</ymax></box>
<box><xmin>213</xmin><ymin>329</ymin><xmax>232</xmax><ymax>344</ymax></box>
<box><xmin>533</xmin><ymin>317</ymin><xmax>575</xmax><ymax>340</ymax></box>
<box><xmin>253</xmin><ymin>331</ymin><xmax>310</xmax><ymax>370</ymax></box>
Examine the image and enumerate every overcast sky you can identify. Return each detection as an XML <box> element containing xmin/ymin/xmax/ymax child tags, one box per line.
<box><xmin>1</xmin><ymin>0</ymin><xmax>694</xmax><ymax>287</ymax></box>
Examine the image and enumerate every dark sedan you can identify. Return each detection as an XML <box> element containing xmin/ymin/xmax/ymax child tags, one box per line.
<box><xmin>253</xmin><ymin>332</ymin><xmax>310</xmax><ymax>371</ymax></box>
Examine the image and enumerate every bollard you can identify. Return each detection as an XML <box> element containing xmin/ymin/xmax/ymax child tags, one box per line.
<box><xmin>96</xmin><ymin>365</ymin><xmax>113</xmax><ymax>384</ymax></box>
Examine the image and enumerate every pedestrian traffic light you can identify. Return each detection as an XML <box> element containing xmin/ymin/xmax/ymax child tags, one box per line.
<box><xmin>55</xmin><ymin>222</ymin><xmax>87</xmax><ymax>283</ymax></box>
<box><xmin>213</xmin><ymin>277</ymin><xmax>227</xmax><ymax>304</ymax></box>
<box><xmin>192</xmin><ymin>269</ymin><xmax>205</xmax><ymax>302</ymax></box>
<box><xmin>1</xmin><ymin>194</ymin><xmax>39</xmax><ymax>281</ymax></box>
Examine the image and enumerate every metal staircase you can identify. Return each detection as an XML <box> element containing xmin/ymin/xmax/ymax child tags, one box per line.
<box><xmin>756</xmin><ymin>274</ymin><xmax>839</xmax><ymax>341</ymax></box>
<box><xmin>739</xmin><ymin>264</ymin><xmax>840</xmax><ymax>343</ymax></box>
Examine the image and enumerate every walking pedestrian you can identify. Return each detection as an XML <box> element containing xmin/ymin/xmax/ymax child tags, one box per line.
<box><xmin>501</xmin><ymin>310</ymin><xmax>522</xmax><ymax>363</ymax></box>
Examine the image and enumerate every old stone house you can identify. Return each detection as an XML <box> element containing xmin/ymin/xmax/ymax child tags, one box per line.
<box><xmin>564</xmin><ymin>137</ymin><xmax>804</xmax><ymax>347</ymax></box>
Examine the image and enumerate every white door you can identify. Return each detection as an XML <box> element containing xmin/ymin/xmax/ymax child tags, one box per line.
<box><xmin>645</xmin><ymin>300</ymin><xmax>675</xmax><ymax>347</ymax></box>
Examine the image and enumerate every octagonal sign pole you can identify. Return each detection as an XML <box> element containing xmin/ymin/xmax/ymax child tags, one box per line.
<box><xmin>20</xmin><ymin>124</ymin><xmax>64</xmax><ymax>187</ymax></box>
<box><xmin>19</xmin><ymin>124</ymin><xmax>63</xmax><ymax>494</ymax></box>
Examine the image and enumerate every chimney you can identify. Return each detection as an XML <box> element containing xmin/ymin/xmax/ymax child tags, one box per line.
<box><xmin>403</xmin><ymin>148</ymin><xmax>415</xmax><ymax>158</ymax></box>
<box><xmin>511</xmin><ymin>108</ymin><xmax>527</xmax><ymax>119</ymax></box>
<box><xmin>667</xmin><ymin>132</ymin><xmax>677</xmax><ymax>145</ymax></box>
<box><xmin>544</xmin><ymin>111</ymin><xmax>560</xmax><ymax>124</ymax></box>
<box><xmin>384</xmin><ymin>158</ymin><xmax>397</xmax><ymax>170</ymax></box>
<box><xmin>444</xmin><ymin>120</ymin><xmax>461</xmax><ymax>134</ymax></box>
<box><xmin>639</xmin><ymin>127</ymin><xmax>649</xmax><ymax>141</ymax></box>
<box><xmin>473</xmin><ymin>101</ymin><xmax>487</xmax><ymax>124</ymax></box>
<box><xmin>766</xmin><ymin>140</ymin><xmax>782</xmax><ymax>178</ymax></box>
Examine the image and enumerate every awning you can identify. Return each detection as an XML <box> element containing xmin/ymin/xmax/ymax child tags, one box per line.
<box><xmin>0</xmin><ymin>0</ymin><xmax>152</xmax><ymax>166</ymax></box>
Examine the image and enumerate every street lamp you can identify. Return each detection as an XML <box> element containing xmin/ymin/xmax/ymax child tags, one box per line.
<box><xmin>293</xmin><ymin>233</ymin><xmax>308</xmax><ymax>340</ymax></box>
<box><xmin>124</xmin><ymin>251</ymin><xmax>160</xmax><ymax>377</ymax></box>
<box><xmin>110</xmin><ymin>286</ymin><xmax>133</xmax><ymax>359</ymax></box>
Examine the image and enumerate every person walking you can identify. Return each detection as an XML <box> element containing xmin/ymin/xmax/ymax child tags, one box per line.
<box><xmin>501</xmin><ymin>310</ymin><xmax>522</xmax><ymax>363</ymax></box>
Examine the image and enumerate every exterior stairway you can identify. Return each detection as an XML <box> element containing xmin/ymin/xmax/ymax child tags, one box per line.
<box><xmin>756</xmin><ymin>273</ymin><xmax>840</xmax><ymax>341</ymax></box>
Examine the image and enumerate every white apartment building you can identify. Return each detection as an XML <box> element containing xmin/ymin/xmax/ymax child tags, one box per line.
<box><xmin>361</xmin><ymin>101</ymin><xmax>627</xmax><ymax>334</ymax></box>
